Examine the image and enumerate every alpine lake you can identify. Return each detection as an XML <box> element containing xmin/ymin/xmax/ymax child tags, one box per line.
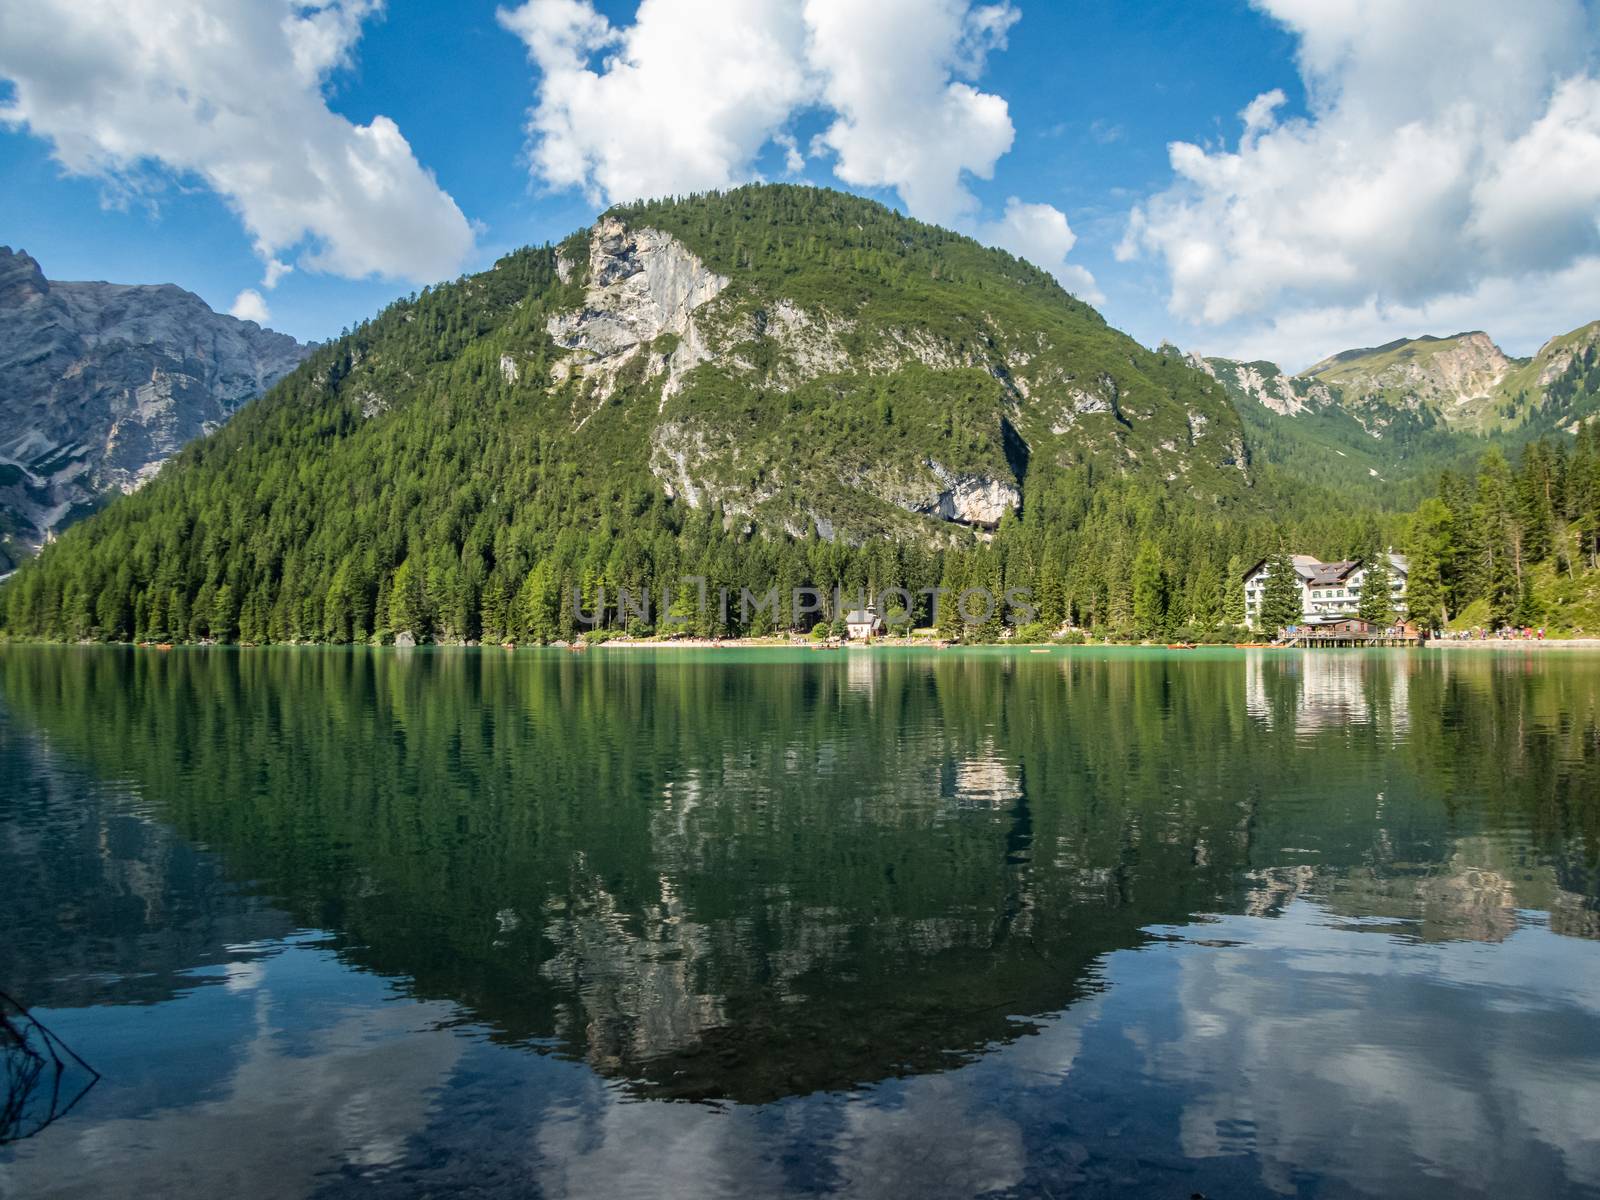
<box><xmin>2</xmin><ymin>644</ymin><xmax>1599</xmax><ymax>1199</ymax></box>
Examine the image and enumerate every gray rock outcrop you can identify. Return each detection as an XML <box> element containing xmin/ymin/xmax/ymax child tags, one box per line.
<box><xmin>547</xmin><ymin>217</ymin><xmax>728</xmax><ymax>408</ymax></box>
<box><xmin>906</xmin><ymin>466</ymin><xmax>1020</xmax><ymax>528</ymax></box>
<box><xmin>1192</xmin><ymin>353</ymin><xmax>1334</xmax><ymax>418</ymax></box>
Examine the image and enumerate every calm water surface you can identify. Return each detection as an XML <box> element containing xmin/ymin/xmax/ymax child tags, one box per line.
<box><xmin>2</xmin><ymin>646</ymin><xmax>1599</xmax><ymax>1198</ymax></box>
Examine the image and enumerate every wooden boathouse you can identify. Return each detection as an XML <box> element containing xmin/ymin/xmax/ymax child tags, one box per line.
<box><xmin>1282</xmin><ymin>618</ymin><xmax>1425</xmax><ymax>648</ymax></box>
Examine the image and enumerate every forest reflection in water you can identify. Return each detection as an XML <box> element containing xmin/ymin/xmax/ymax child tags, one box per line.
<box><xmin>2</xmin><ymin>645</ymin><xmax>1598</xmax><ymax>1198</ymax></box>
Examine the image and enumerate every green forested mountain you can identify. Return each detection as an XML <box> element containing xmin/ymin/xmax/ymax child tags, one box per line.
<box><xmin>3</xmin><ymin>184</ymin><xmax>1599</xmax><ymax>643</ymax></box>
<box><xmin>0</xmin><ymin>185</ymin><xmax>1262</xmax><ymax>644</ymax></box>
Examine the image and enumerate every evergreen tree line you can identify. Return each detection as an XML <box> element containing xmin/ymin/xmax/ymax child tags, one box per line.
<box><xmin>0</xmin><ymin>453</ymin><xmax>1427</xmax><ymax>646</ymax></box>
<box><xmin>6</xmin><ymin>362</ymin><xmax>1595</xmax><ymax>645</ymax></box>
<box><xmin>1252</xmin><ymin>428</ymin><xmax>1600</xmax><ymax>635</ymax></box>
<box><xmin>1397</xmin><ymin>430</ymin><xmax>1600</xmax><ymax>631</ymax></box>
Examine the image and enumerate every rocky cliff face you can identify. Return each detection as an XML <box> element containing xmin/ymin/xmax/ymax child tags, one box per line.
<box><xmin>547</xmin><ymin>216</ymin><xmax>729</xmax><ymax>412</ymax></box>
<box><xmin>910</xmin><ymin>469</ymin><xmax>1022</xmax><ymax>527</ymax></box>
<box><xmin>1532</xmin><ymin>323</ymin><xmax>1600</xmax><ymax>387</ymax></box>
<box><xmin>0</xmin><ymin>247</ymin><xmax>307</xmax><ymax>569</ymax></box>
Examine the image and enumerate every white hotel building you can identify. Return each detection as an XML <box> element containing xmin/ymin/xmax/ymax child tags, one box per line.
<box><xmin>1243</xmin><ymin>552</ymin><xmax>1409</xmax><ymax>630</ymax></box>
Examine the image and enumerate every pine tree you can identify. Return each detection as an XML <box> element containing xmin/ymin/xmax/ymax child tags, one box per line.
<box><xmin>664</xmin><ymin>576</ymin><xmax>700</xmax><ymax>637</ymax></box>
<box><xmin>1357</xmin><ymin>550</ymin><xmax>1392</xmax><ymax>626</ymax></box>
<box><xmin>211</xmin><ymin>582</ymin><xmax>237</xmax><ymax>643</ymax></box>
<box><xmin>969</xmin><ymin>548</ymin><xmax>1005</xmax><ymax>641</ymax></box>
<box><xmin>1258</xmin><ymin>545</ymin><xmax>1302</xmax><ymax>634</ymax></box>
<box><xmin>1476</xmin><ymin>451</ymin><xmax>1521</xmax><ymax>628</ymax></box>
<box><xmin>1513</xmin><ymin>573</ymin><xmax>1543</xmax><ymax>628</ymax></box>
<box><xmin>515</xmin><ymin>561</ymin><xmax>557</xmax><ymax>643</ymax></box>
<box><xmin>1105</xmin><ymin>537</ymin><xmax>1134</xmax><ymax>633</ymax></box>
<box><xmin>1516</xmin><ymin>441</ymin><xmax>1556</xmax><ymax>565</ymax></box>
<box><xmin>935</xmin><ymin>553</ymin><xmax>966</xmax><ymax>641</ymax></box>
<box><xmin>1188</xmin><ymin>568</ymin><xmax>1222</xmax><ymax>630</ymax></box>
<box><xmin>1404</xmin><ymin>498</ymin><xmax>1451</xmax><ymax>632</ymax></box>
<box><xmin>324</xmin><ymin>560</ymin><xmax>355</xmax><ymax>643</ymax></box>
<box><xmin>480</xmin><ymin>574</ymin><xmax>509</xmax><ymax>644</ymax></box>
<box><xmin>1131</xmin><ymin>540</ymin><xmax>1168</xmax><ymax>638</ymax></box>
<box><xmin>1573</xmin><ymin>420</ymin><xmax>1599</xmax><ymax>569</ymax></box>
<box><xmin>387</xmin><ymin>558</ymin><xmax>428</xmax><ymax>642</ymax></box>
<box><xmin>1222</xmin><ymin>555</ymin><xmax>1247</xmax><ymax>627</ymax></box>
<box><xmin>1439</xmin><ymin>470</ymin><xmax>1484</xmax><ymax>610</ymax></box>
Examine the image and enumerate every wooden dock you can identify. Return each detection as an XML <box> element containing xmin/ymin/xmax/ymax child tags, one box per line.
<box><xmin>1283</xmin><ymin>632</ymin><xmax>1424</xmax><ymax>648</ymax></box>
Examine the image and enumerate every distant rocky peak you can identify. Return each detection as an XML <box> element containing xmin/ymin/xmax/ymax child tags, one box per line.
<box><xmin>1365</xmin><ymin>332</ymin><xmax>1509</xmax><ymax>402</ymax></box>
<box><xmin>0</xmin><ymin>250</ymin><xmax>309</xmax><ymax>568</ymax></box>
<box><xmin>1531</xmin><ymin>321</ymin><xmax>1600</xmax><ymax>388</ymax></box>
<box><xmin>0</xmin><ymin>246</ymin><xmax>49</xmax><ymax>307</ymax></box>
<box><xmin>1419</xmin><ymin>331</ymin><xmax>1513</xmax><ymax>385</ymax></box>
<box><xmin>1305</xmin><ymin>330</ymin><xmax>1513</xmax><ymax>387</ymax></box>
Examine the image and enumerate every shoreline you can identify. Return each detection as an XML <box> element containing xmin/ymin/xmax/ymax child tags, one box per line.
<box><xmin>1430</xmin><ymin>638</ymin><xmax>1600</xmax><ymax>649</ymax></box>
<box><xmin>7</xmin><ymin>637</ymin><xmax>1600</xmax><ymax>652</ymax></box>
<box><xmin>576</xmin><ymin>637</ymin><xmax>1600</xmax><ymax>652</ymax></box>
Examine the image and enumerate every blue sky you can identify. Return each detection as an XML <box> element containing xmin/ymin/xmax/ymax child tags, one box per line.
<box><xmin>2</xmin><ymin>1</ymin><xmax>1597</xmax><ymax>368</ymax></box>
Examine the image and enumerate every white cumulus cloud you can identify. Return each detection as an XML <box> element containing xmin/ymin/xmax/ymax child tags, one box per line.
<box><xmin>497</xmin><ymin>0</ymin><xmax>814</xmax><ymax>202</ymax></box>
<box><xmin>229</xmin><ymin>288</ymin><xmax>271</xmax><ymax>325</ymax></box>
<box><xmin>1122</xmin><ymin>0</ymin><xmax>1600</xmax><ymax>360</ymax></box>
<box><xmin>262</xmin><ymin>258</ymin><xmax>295</xmax><ymax>290</ymax></box>
<box><xmin>979</xmin><ymin>197</ymin><xmax>1103</xmax><ymax>302</ymax></box>
<box><xmin>0</xmin><ymin>0</ymin><xmax>475</xmax><ymax>287</ymax></box>
<box><xmin>498</xmin><ymin>0</ymin><xmax>1095</xmax><ymax>297</ymax></box>
<box><xmin>803</xmin><ymin>0</ymin><xmax>1019</xmax><ymax>226</ymax></box>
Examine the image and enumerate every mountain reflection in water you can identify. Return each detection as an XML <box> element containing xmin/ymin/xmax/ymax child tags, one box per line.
<box><xmin>2</xmin><ymin>645</ymin><xmax>1598</xmax><ymax>1199</ymax></box>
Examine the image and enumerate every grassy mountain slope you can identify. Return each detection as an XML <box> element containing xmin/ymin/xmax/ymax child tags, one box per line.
<box><xmin>1504</xmin><ymin>321</ymin><xmax>1600</xmax><ymax>434</ymax></box>
<box><xmin>1302</xmin><ymin>331</ymin><xmax>1517</xmax><ymax>434</ymax></box>
<box><xmin>1191</xmin><ymin>353</ymin><xmax>1426</xmax><ymax>503</ymax></box>
<box><xmin>1193</xmin><ymin>351</ymin><xmax>1486</xmax><ymax>510</ymax></box>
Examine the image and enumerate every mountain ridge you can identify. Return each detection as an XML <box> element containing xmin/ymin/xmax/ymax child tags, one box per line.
<box><xmin>1308</xmin><ymin>330</ymin><xmax>1499</xmax><ymax>370</ymax></box>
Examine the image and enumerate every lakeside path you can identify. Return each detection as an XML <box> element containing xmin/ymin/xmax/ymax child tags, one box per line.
<box><xmin>581</xmin><ymin>638</ymin><xmax>1600</xmax><ymax>651</ymax></box>
<box><xmin>1432</xmin><ymin>638</ymin><xmax>1600</xmax><ymax>649</ymax></box>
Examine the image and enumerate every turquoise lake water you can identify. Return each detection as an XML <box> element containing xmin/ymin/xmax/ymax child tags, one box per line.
<box><xmin>2</xmin><ymin>645</ymin><xmax>1599</xmax><ymax>1198</ymax></box>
